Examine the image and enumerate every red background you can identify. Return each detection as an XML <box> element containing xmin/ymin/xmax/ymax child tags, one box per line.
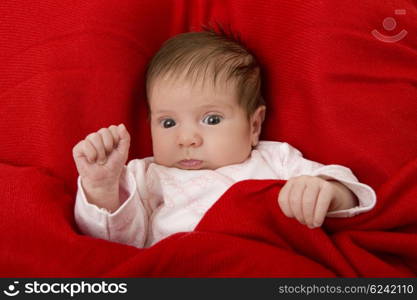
<box><xmin>1</xmin><ymin>0</ymin><xmax>416</xmax><ymax>277</ymax></box>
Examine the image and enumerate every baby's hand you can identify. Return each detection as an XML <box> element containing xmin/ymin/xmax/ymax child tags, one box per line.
<box><xmin>72</xmin><ymin>124</ymin><xmax>130</xmax><ymax>189</ymax></box>
<box><xmin>278</xmin><ymin>175</ymin><xmax>356</xmax><ymax>228</ymax></box>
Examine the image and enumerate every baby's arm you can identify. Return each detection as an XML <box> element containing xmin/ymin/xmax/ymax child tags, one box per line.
<box><xmin>258</xmin><ymin>142</ymin><xmax>376</xmax><ymax>228</ymax></box>
<box><xmin>72</xmin><ymin>125</ymin><xmax>149</xmax><ymax>247</ymax></box>
<box><xmin>74</xmin><ymin>164</ymin><xmax>148</xmax><ymax>247</ymax></box>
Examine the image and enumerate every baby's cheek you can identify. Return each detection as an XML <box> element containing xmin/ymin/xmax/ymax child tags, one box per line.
<box><xmin>152</xmin><ymin>136</ymin><xmax>170</xmax><ymax>161</ymax></box>
<box><xmin>213</xmin><ymin>135</ymin><xmax>251</xmax><ymax>165</ymax></box>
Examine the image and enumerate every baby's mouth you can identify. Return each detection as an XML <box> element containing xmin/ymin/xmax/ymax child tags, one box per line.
<box><xmin>178</xmin><ymin>159</ymin><xmax>203</xmax><ymax>169</ymax></box>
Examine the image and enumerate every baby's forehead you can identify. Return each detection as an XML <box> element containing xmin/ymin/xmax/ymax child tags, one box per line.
<box><xmin>149</xmin><ymin>69</ymin><xmax>239</xmax><ymax>96</ymax></box>
<box><xmin>147</xmin><ymin>73</ymin><xmax>241</xmax><ymax>113</ymax></box>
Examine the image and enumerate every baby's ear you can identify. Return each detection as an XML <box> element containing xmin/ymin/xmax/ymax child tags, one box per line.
<box><xmin>250</xmin><ymin>105</ymin><xmax>266</xmax><ymax>146</ymax></box>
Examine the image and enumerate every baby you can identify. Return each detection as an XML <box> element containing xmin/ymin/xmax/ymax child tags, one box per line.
<box><xmin>72</xmin><ymin>29</ymin><xmax>376</xmax><ymax>248</ymax></box>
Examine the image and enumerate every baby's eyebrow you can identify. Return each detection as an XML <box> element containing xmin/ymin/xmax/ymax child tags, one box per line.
<box><xmin>151</xmin><ymin>109</ymin><xmax>174</xmax><ymax>115</ymax></box>
<box><xmin>200</xmin><ymin>104</ymin><xmax>232</xmax><ymax>111</ymax></box>
<box><xmin>151</xmin><ymin>104</ymin><xmax>233</xmax><ymax>116</ymax></box>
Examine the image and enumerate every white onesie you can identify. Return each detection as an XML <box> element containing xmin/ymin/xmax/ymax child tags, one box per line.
<box><xmin>74</xmin><ymin>141</ymin><xmax>376</xmax><ymax>248</ymax></box>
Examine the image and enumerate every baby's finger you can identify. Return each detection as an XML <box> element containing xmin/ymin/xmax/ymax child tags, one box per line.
<box><xmin>313</xmin><ymin>183</ymin><xmax>332</xmax><ymax>227</ymax></box>
<box><xmin>86</xmin><ymin>132</ymin><xmax>107</xmax><ymax>164</ymax></box>
<box><xmin>72</xmin><ymin>140</ymin><xmax>88</xmax><ymax>164</ymax></box>
<box><xmin>302</xmin><ymin>184</ymin><xmax>320</xmax><ymax>228</ymax></box>
<box><xmin>98</xmin><ymin>128</ymin><xmax>114</xmax><ymax>154</ymax></box>
<box><xmin>289</xmin><ymin>181</ymin><xmax>306</xmax><ymax>224</ymax></box>
<box><xmin>278</xmin><ymin>181</ymin><xmax>293</xmax><ymax>217</ymax></box>
<box><xmin>116</xmin><ymin>124</ymin><xmax>131</xmax><ymax>158</ymax></box>
<box><xmin>108</xmin><ymin>125</ymin><xmax>121</xmax><ymax>147</ymax></box>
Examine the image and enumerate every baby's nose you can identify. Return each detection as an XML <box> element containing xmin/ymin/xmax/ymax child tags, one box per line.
<box><xmin>178</xmin><ymin>132</ymin><xmax>203</xmax><ymax>147</ymax></box>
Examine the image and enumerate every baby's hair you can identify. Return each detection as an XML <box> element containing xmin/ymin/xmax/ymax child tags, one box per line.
<box><xmin>145</xmin><ymin>25</ymin><xmax>265</xmax><ymax>117</ymax></box>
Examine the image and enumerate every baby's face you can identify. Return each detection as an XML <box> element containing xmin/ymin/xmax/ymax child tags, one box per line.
<box><xmin>148</xmin><ymin>75</ymin><xmax>263</xmax><ymax>170</ymax></box>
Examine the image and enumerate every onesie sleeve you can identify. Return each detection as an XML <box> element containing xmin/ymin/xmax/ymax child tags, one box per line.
<box><xmin>74</xmin><ymin>159</ymin><xmax>150</xmax><ymax>248</ymax></box>
<box><xmin>259</xmin><ymin>141</ymin><xmax>377</xmax><ymax>218</ymax></box>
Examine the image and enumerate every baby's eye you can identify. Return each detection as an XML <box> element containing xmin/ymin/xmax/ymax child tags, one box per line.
<box><xmin>202</xmin><ymin>114</ymin><xmax>223</xmax><ymax>125</ymax></box>
<box><xmin>161</xmin><ymin>118</ymin><xmax>176</xmax><ymax>128</ymax></box>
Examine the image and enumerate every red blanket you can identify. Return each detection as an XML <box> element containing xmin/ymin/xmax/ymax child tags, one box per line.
<box><xmin>1</xmin><ymin>162</ymin><xmax>417</xmax><ymax>277</ymax></box>
<box><xmin>1</xmin><ymin>0</ymin><xmax>417</xmax><ymax>277</ymax></box>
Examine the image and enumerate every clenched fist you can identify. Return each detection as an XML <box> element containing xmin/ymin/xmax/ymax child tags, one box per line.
<box><xmin>72</xmin><ymin>124</ymin><xmax>131</xmax><ymax>211</ymax></box>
